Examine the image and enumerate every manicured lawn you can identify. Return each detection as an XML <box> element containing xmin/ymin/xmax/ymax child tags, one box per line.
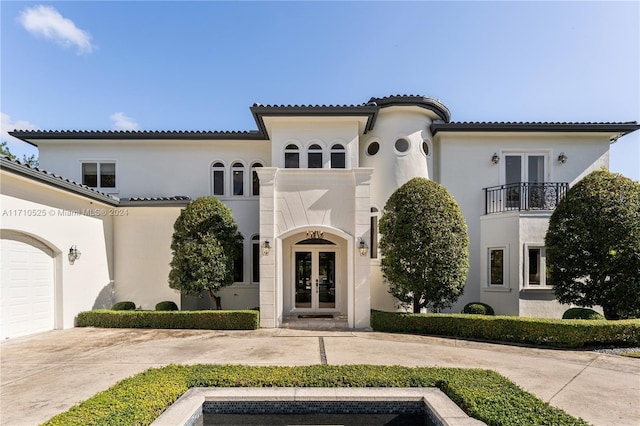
<box><xmin>43</xmin><ymin>364</ymin><xmax>588</xmax><ymax>426</ymax></box>
<box><xmin>621</xmin><ymin>351</ymin><xmax>640</xmax><ymax>358</ymax></box>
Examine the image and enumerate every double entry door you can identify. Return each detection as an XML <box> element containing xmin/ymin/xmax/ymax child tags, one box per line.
<box><xmin>294</xmin><ymin>249</ymin><xmax>336</xmax><ymax>310</ymax></box>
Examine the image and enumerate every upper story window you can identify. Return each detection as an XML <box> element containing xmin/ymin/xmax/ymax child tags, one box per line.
<box><xmin>82</xmin><ymin>162</ymin><xmax>116</xmax><ymax>189</ymax></box>
<box><xmin>212</xmin><ymin>162</ymin><xmax>225</xmax><ymax>196</ymax></box>
<box><xmin>366</xmin><ymin>141</ymin><xmax>380</xmax><ymax>156</ymax></box>
<box><xmin>232</xmin><ymin>162</ymin><xmax>245</xmax><ymax>196</ymax></box>
<box><xmin>284</xmin><ymin>144</ymin><xmax>300</xmax><ymax>168</ymax></box>
<box><xmin>394</xmin><ymin>138</ymin><xmax>410</xmax><ymax>154</ymax></box>
<box><xmin>308</xmin><ymin>144</ymin><xmax>323</xmax><ymax>168</ymax></box>
<box><xmin>331</xmin><ymin>144</ymin><xmax>346</xmax><ymax>169</ymax></box>
<box><xmin>421</xmin><ymin>140</ymin><xmax>431</xmax><ymax>157</ymax></box>
<box><xmin>251</xmin><ymin>162</ymin><xmax>263</xmax><ymax>196</ymax></box>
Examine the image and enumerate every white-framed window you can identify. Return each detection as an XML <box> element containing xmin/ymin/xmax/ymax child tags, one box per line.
<box><xmin>524</xmin><ymin>244</ymin><xmax>550</xmax><ymax>287</ymax></box>
<box><xmin>488</xmin><ymin>247</ymin><xmax>507</xmax><ymax>287</ymax></box>
<box><xmin>212</xmin><ymin>161</ymin><xmax>226</xmax><ymax>196</ymax></box>
<box><xmin>503</xmin><ymin>152</ymin><xmax>549</xmax><ymax>209</ymax></box>
<box><xmin>331</xmin><ymin>144</ymin><xmax>346</xmax><ymax>169</ymax></box>
<box><xmin>81</xmin><ymin>162</ymin><xmax>116</xmax><ymax>190</ymax></box>
<box><xmin>394</xmin><ymin>137</ymin><xmax>410</xmax><ymax>155</ymax></box>
<box><xmin>284</xmin><ymin>144</ymin><xmax>300</xmax><ymax>168</ymax></box>
<box><xmin>251</xmin><ymin>162</ymin><xmax>263</xmax><ymax>196</ymax></box>
<box><xmin>308</xmin><ymin>144</ymin><xmax>323</xmax><ymax>168</ymax></box>
<box><xmin>232</xmin><ymin>162</ymin><xmax>245</xmax><ymax>196</ymax></box>
<box><xmin>421</xmin><ymin>140</ymin><xmax>431</xmax><ymax>158</ymax></box>
<box><xmin>251</xmin><ymin>234</ymin><xmax>260</xmax><ymax>284</ymax></box>
<box><xmin>366</xmin><ymin>140</ymin><xmax>380</xmax><ymax>156</ymax></box>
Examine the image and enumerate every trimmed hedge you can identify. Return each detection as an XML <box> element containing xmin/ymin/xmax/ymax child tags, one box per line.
<box><xmin>155</xmin><ymin>301</ymin><xmax>179</xmax><ymax>311</ymax></box>
<box><xmin>77</xmin><ymin>309</ymin><xmax>259</xmax><ymax>330</ymax></box>
<box><xmin>111</xmin><ymin>301</ymin><xmax>136</xmax><ymax>311</ymax></box>
<box><xmin>462</xmin><ymin>302</ymin><xmax>495</xmax><ymax>315</ymax></box>
<box><xmin>563</xmin><ymin>308</ymin><xmax>605</xmax><ymax>320</ymax></box>
<box><xmin>42</xmin><ymin>364</ymin><xmax>588</xmax><ymax>426</ymax></box>
<box><xmin>371</xmin><ymin>310</ymin><xmax>640</xmax><ymax>348</ymax></box>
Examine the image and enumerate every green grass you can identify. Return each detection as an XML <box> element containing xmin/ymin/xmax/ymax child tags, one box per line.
<box><xmin>621</xmin><ymin>352</ymin><xmax>640</xmax><ymax>358</ymax></box>
<box><xmin>42</xmin><ymin>364</ymin><xmax>588</xmax><ymax>426</ymax></box>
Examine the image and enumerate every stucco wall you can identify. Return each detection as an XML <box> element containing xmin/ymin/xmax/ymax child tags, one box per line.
<box><xmin>37</xmin><ymin>139</ymin><xmax>271</xmax><ymax>199</ymax></box>
<box><xmin>0</xmin><ymin>172</ymin><xmax>114</xmax><ymax>329</ymax></box>
<box><xmin>438</xmin><ymin>132</ymin><xmax>611</xmax><ymax>315</ymax></box>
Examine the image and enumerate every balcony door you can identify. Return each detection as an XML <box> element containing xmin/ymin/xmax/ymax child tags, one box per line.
<box><xmin>505</xmin><ymin>154</ymin><xmax>546</xmax><ymax>209</ymax></box>
<box><xmin>293</xmin><ymin>249</ymin><xmax>336</xmax><ymax>311</ymax></box>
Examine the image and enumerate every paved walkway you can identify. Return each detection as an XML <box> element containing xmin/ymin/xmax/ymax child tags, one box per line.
<box><xmin>1</xmin><ymin>327</ymin><xmax>639</xmax><ymax>426</ymax></box>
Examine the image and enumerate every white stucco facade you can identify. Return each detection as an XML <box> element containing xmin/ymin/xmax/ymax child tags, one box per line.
<box><xmin>3</xmin><ymin>94</ymin><xmax>638</xmax><ymax>336</ymax></box>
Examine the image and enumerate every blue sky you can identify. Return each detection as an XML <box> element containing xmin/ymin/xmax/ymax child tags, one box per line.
<box><xmin>2</xmin><ymin>1</ymin><xmax>638</xmax><ymax>180</ymax></box>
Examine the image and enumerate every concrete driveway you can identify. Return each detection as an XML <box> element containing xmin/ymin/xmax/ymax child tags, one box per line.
<box><xmin>1</xmin><ymin>327</ymin><xmax>639</xmax><ymax>426</ymax></box>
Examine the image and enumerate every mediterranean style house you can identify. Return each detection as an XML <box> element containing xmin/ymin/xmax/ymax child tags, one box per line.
<box><xmin>2</xmin><ymin>94</ymin><xmax>638</xmax><ymax>339</ymax></box>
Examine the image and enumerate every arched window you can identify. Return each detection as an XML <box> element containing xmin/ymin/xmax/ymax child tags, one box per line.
<box><xmin>370</xmin><ymin>207</ymin><xmax>379</xmax><ymax>259</ymax></box>
<box><xmin>284</xmin><ymin>144</ymin><xmax>299</xmax><ymax>168</ymax></box>
<box><xmin>251</xmin><ymin>162</ymin><xmax>263</xmax><ymax>196</ymax></box>
<box><xmin>232</xmin><ymin>162</ymin><xmax>244</xmax><ymax>196</ymax></box>
<box><xmin>212</xmin><ymin>162</ymin><xmax>225</xmax><ymax>196</ymax></box>
<box><xmin>308</xmin><ymin>144</ymin><xmax>323</xmax><ymax>168</ymax></box>
<box><xmin>331</xmin><ymin>144</ymin><xmax>346</xmax><ymax>169</ymax></box>
<box><xmin>251</xmin><ymin>235</ymin><xmax>260</xmax><ymax>283</ymax></box>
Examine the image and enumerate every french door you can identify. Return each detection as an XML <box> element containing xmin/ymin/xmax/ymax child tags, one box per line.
<box><xmin>505</xmin><ymin>154</ymin><xmax>546</xmax><ymax>209</ymax></box>
<box><xmin>293</xmin><ymin>249</ymin><xmax>336</xmax><ymax>310</ymax></box>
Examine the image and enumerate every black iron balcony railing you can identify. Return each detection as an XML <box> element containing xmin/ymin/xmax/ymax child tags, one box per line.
<box><xmin>484</xmin><ymin>182</ymin><xmax>569</xmax><ymax>214</ymax></box>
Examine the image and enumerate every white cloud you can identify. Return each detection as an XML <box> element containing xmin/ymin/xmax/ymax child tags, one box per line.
<box><xmin>110</xmin><ymin>112</ymin><xmax>139</xmax><ymax>131</ymax></box>
<box><xmin>19</xmin><ymin>5</ymin><xmax>95</xmax><ymax>54</ymax></box>
<box><xmin>1</xmin><ymin>112</ymin><xmax>40</xmax><ymax>157</ymax></box>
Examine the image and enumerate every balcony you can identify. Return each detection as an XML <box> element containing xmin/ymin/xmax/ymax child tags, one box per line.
<box><xmin>484</xmin><ymin>182</ymin><xmax>568</xmax><ymax>214</ymax></box>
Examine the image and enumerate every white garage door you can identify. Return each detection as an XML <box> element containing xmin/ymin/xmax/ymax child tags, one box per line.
<box><xmin>1</xmin><ymin>233</ymin><xmax>55</xmax><ymax>340</ymax></box>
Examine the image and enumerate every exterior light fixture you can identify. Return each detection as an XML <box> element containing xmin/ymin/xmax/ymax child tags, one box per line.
<box><xmin>262</xmin><ymin>240</ymin><xmax>271</xmax><ymax>256</ymax></box>
<box><xmin>359</xmin><ymin>239</ymin><xmax>368</xmax><ymax>257</ymax></box>
<box><xmin>68</xmin><ymin>245</ymin><xmax>81</xmax><ymax>265</ymax></box>
<box><xmin>557</xmin><ymin>152</ymin><xmax>568</xmax><ymax>164</ymax></box>
<box><xmin>491</xmin><ymin>153</ymin><xmax>500</xmax><ymax>165</ymax></box>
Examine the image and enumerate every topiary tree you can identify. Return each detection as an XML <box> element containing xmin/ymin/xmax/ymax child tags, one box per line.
<box><xmin>169</xmin><ymin>196</ymin><xmax>243</xmax><ymax>310</ymax></box>
<box><xmin>545</xmin><ymin>170</ymin><xmax>640</xmax><ymax>320</ymax></box>
<box><xmin>379</xmin><ymin>177</ymin><xmax>469</xmax><ymax>313</ymax></box>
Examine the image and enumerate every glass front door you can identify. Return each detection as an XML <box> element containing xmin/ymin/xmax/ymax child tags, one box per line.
<box><xmin>294</xmin><ymin>250</ymin><xmax>336</xmax><ymax>310</ymax></box>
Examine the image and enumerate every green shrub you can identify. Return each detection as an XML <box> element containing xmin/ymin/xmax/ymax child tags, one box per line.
<box><xmin>42</xmin><ymin>364</ymin><xmax>588</xmax><ymax>426</ymax></box>
<box><xmin>462</xmin><ymin>302</ymin><xmax>495</xmax><ymax>315</ymax></box>
<box><xmin>77</xmin><ymin>309</ymin><xmax>259</xmax><ymax>330</ymax></box>
<box><xmin>562</xmin><ymin>308</ymin><xmax>604</xmax><ymax>320</ymax></box>
<box><xmin>371</xmin><ymin>310</ymin><xmax>640</xmax><ymax>348</ymax></box>
<box><xmin>155</xmin><ymin>301</ymin><xmax>179</xmax><ymax>311</ymax></box>
<box><xmin>111</xmin><ymin>301</ymin><xmax>136</xmax><ymax>311</ymax></box>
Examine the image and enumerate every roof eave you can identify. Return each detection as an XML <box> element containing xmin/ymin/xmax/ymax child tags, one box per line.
<box><xmin>430</xmin><ymin>122</ymin><xmax>640</xmax><ymax>136</ymax></box>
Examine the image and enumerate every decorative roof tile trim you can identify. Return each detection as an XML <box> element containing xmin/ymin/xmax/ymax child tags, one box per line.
<box><xmin>430</xmin><ymin>121</ymin><xmax>640</xmax><ymax>136</ymax></box>
<box><xmin>368</xmin><ymin>95</ymin><xmax>451</xmax><ymax>122</ymax></box>
<box><xmin>8</xmin><ymin>130</ymin><xmax>265</xmax><ymax>144</ymax></box>
<box><xmin>0</xmin><ymin>156</ymin><xmax>119</xmax><ymax>205</ymax></box>
<box><xmin>119</xmin><ymin>196</ymin><xmax>192</xmax><ymax>207</ymax></box>
<box><xmin>250</xmin><ymin>104</ymin><xmax>380</xmax><ymax>138</ymax></box>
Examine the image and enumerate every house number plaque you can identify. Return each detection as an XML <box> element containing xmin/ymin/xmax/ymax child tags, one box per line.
<box><xmin>306</xmin><ymin>230</ymin><xmax>325</xmax><ymax>240</ymax></box>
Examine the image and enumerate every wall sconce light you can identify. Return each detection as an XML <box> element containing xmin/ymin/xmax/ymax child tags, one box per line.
<box><xmin>557</xmin><ymin>152</ymin><xmax>568</xmax><ymax>164</ymax></box>
<box><xmin>68</xmin><ymin>245</ymin><xmax>81</xmax><ymax>265</ymax></box>
<box><xmin>491</xmin><ymin>153</ymin><xmax>500</xmax><ymax>165</ymax></box>
<box><xmin>261</xmin><ymin>240</ymin><xmax>271</xmax><ymax>256</ymax></box>
<box><xmin>359</xmin><ymin>239</ymin><xmax>368</xmax><ymax>257</ymax></box>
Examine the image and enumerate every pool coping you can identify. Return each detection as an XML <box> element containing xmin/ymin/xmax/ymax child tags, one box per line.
<box><xmin>150</xmin><ymin>387</ymin><xmax>486</xmax><ymax>426</ymax></box>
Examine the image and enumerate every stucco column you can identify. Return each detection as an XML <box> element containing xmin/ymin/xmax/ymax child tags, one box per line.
<box><xmin>353</xmin><ymin>168</ymin><xmax>373</xmax><ymax>328</ymax></box>
<box><xmin>257</xmin><ymin>168</ymin><xmax>278</xmax><ymax>327</ymax></box>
